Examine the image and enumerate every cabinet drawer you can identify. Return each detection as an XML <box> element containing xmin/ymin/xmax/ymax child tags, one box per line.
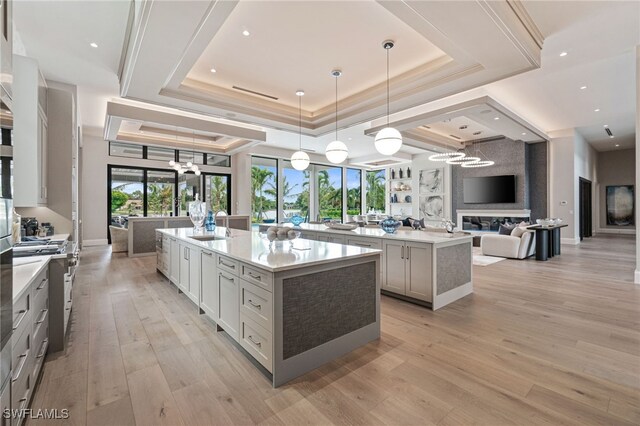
<box><xmin>12</xmin><ymin>291</ymin><xmax>31</xmax><ymax>347</ymax></box>
<box><xmin>241</xmin><ymin>264</ymin><xmax>272</xmax><ymax>292</ymax></box>
<box><xmin>31</xmin><ymin>271</ymin><xmax>48</xmax><ymax>310</ymax></box>
<box><xmin>240</xmin><ymin>315</ymin><xmax>272</xmax><ymax>372</ymax></box>
<box><xmin>11</xmin><ymin>371</ymin><xmax>30</xmax><ymax>426</ymax></box>
<box><xmin>217</xmin><ymin>254</ymin><xmax>239</xmax><ymax>275</ymax></box>
<box><xmin>32</xmin><ymin>335</ymin><xmax>48</xmax><ymax>381</ymax></box>
<box><xmin>32</xmin><ymin>302</ymin><xmax>48</xmax><ymax>341</ymax></box>
<box><xmin>298</xmin><ymin>231</ymin><xmax>317</xmax><ymax>240</ymax></box>
<box><xmin>346</xmin><ymin>237</ymin><xmax>382</xmax><ymax>250</ymax></box>
<box><xmin>317</xmin><ymin>234</ymin><xmax>346</xmax><ymax>244</ymax></box>
<box><xmin>240</xmin><ymin>280</ymin><xmax>272</xmax><ymax>332</ymax></box>
<box><xmin>12</xmin><ymin>327</ymin><xmax>31</xmax><ymax>390</ymax></box>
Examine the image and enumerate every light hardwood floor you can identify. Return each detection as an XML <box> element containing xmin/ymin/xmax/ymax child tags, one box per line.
<box><xmin>28</xmin><ymin>235</ymin><xmax>639</xmax><ymax>425</ymax></box>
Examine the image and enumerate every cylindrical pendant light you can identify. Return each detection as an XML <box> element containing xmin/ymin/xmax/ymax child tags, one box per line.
<box><xmin>375</xmin><ymin>40</ymin><xmax>402</xmax><ymax>156</ymax></box>
<box><xmin>290</xmin><ymin>90</ymin><xmax>310</xmax><ymax>171</ymax></box>
<box><xmin>325</xmin><ymin>69</ymin><xmax>348</xmax><ymax>164</ymax></box>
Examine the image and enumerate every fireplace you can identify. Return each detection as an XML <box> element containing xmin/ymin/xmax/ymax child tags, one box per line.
<box><xmin>457</xmin><ymin>209</ymin><xmax>531</xmax><ymax>233</ymax></box>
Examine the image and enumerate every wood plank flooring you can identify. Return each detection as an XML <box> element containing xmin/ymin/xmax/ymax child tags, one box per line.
<box><xmin>28</xmin><ymin>234</ymin><xmax>639</xmax><ymax>425</ymax></box>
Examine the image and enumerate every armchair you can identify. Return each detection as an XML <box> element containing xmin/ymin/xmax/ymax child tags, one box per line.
<box><xmin>480</xmin><ymin>228</ymin><xmax>536</xmax><ymax>259</ymax></box>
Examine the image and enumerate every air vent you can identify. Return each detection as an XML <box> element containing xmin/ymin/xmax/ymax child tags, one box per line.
<box><xmin>449</xmin><ymin>134</ymin><xmax>462</xmax><ymax>140</ymax></box>
<box><xmin>605</xmin><ymin>127</ymin><xmax>614</xmax><ymax>137</ymax></box>
<box><xmin>423</xmin><ymin>125</ymin><xmax>431</xmax><ymax>129</ymax></box>
<box><xmin>473</xmin><ymin>131</ymin><xmax>482</xmax><ymax>136</ymax></box>
<box><xmin>480</xmin><ymin>109</ymin><xmax>492</xmax><ymax>114</ymax></box>
<box><xmin>458</xmin><ymin>125</ymin><xmax>468</xmax><ymax>130</ymax></box>
<box><xmin>232</xmin><ymin>86</ymin><xmax>279</xmax><ymax>100</ymax></box>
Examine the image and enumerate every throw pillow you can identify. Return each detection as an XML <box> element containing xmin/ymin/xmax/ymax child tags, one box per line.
<box><xmin>511</xmin><ymin>226</ymin><xmax>527</xmax><ymax>238</ymax></box>
<box><xmin>498</xmin><ymin>224</ymin><xmax>515</xmax><ymax>235</ymax></box>
<box><xmin>517</xmin><ymin>221</ymin><xmax>530</xmax><ymax>227</ymax></box>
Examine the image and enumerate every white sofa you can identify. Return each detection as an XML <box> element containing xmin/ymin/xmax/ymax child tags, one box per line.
<box><xmin>109</xmin><ymin>225</ymin><xmax>129</xmax><ymax>253</ymax></box>
<box><xmin>480</xmin><ymin>227</ymin><xmax>536</xmax><ymax>259</ymax></box>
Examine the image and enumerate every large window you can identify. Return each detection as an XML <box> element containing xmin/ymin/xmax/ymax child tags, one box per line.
<box><xmin>316</xmin><ymin>165</ymin><xmax>342</xmax><ymax>220</ymax></box>
<box><xmin>366</xmin><ymin>169</ymin><xmax>386</xmax><ymax>212</ymax></box>
<box><xmin>146</xmin><ymin>171</ymin><xmax>176</xmax><ymax>217</ymax></box>
<box><xmin>109</xmin><ymin>142</ymin><xmax>143</xmax><ymax>159</ymax></box>
<box><xmin>110</xmin><ymin>167</ymin><xmax>144</xmax><ymax>223</ymax></box>
<box><xmin>108</xmin><ymin>141</ymin><xmax>230</xmax><ymax>168</ymax></box>
<box><xmin>346</xmin><ymin>168</ymin><xmax>362</xmax><ymax>216</ymax></box>
<box><xmin>178</xmin><ymin>173</ymin><xmax>201</xmax><ymax>216</ymax></box>
<box><xmin>204</xmin><ymin>174</ymin><xmax>230</xmax><ymax>213</ymax></box>
<box><xmin>251</xmin><ymin>157</ymin><xmax>277</xmax><ymax>223</ymax></box>
<box><xmin>282</xmin><ymin>160</ymin><xmax>309</xmax><ymax>222</ymax></box>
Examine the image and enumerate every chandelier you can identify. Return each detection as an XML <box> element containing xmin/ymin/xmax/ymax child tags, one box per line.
<box><xmin>428</xmin><ymin>143</ymin><xmax>494</xmax><ymax>168</ymax></box>
<box><xmin>169</xmin><ymin>128</ymin><xmax>201</xmax><ymax>175</ymax></box>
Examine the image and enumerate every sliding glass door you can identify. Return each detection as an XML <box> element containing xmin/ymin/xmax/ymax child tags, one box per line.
<box><xmin>282</xmin><ymin>160</ymin><xmax>309</xmax><ymax>222</ymax></box>
<box><xmin>366</xmin><ymin>169</ymin><xmax>386</xmax><ymax>212</ymax></box>
<box><xmin>346</xmin><ymin>168</ymin><xmax>362</xmax><ymax>217</ymax></box>
<box><xmin>178</xmin><ymin>172</ymin><xmax>201</xmax><ymax>216</ymax></box>
<box><xmin>316</xmin><ymin>165</ymin><xmax>342</xmax><ymax>220</ymax></box>
<box><xmin>204</xmin><ymin>173</ymin><xmax>231</xmax><ymax>214</ymax></box>
<box><xmin>110</xmin><ymin>167</ymin><xmax>144</xmax><ymax>225</ymax></box>
<box><xmin>147</xmin><ymin>170</ymin><xmax>176</xmax><ymax>217</ymax></box>
<box><xmin>251</xmin><ymin>157</ymin><xmax>277</xmax><ymax>223</ymax></box>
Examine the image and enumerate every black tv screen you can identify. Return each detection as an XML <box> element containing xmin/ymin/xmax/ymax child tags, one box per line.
<box><xmin>463</xmin><ymin>175</ymin><xmax>516</xmax><ymax>203</ymax></box>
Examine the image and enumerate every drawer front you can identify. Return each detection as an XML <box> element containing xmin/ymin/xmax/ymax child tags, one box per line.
<box><xmin>31</xmin><ymin>270</ymin><xmax>49</xmax><ymax>310</ymax></box>
<box><xmin>241</xmin><ymin>264</ymin><xmax>273</xmax><ymax>292</ymax></box>
<box><xmin>32</xmin><ymin>334</ymin><xmax>49</xmax><ymax>381</ymax></box>
<box><xmin>31</xmin><ymin>300</ymin><xmax>48</xmax><ymax>342</ymax></box>
<box><xmin>317</xmin><ymin>234</ymin><xmax>346</xmax><ymax>244</ymax></box>
<box><xmin>217</xmin><ymin>254</ymin><xmax>239</xmax><ymax>276</ymax></box>
<box><xmin>240</xmin><ymin>279</ymin><xmax>272</xmax><ymax>332</ymax></box>
<box><xmin>299</xmin><ymin>231</ymin><xmax>317</xmax><ymax>241</ymax></box>
<box><xmin>240</xmin><ymin>315</ymin><xmax>272</xmax><ymax>372</ymax></box>
<box><xmin>12</xmin><ymin>328</ymin><xmax>31</xmax><ymax>390</ymax></box>
<box><xmin>346</xmin><ymin>237</ymin><xmax>382</xmax><ymax>250</ymax></box>
<box><xmin>11</xmin><ymin>371</ymin><xmax>30</xmax><ymax>426</ymax></box>
<box><xmin>12</xmin><ymin>291</ymin><xmax>31</xmax><ymax>347</ymax></box>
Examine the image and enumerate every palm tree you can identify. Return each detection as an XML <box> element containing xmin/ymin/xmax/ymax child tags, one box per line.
<box><xmin>366</xmin><ymin>170</ymin><xmax>386</xmax><ymax>211</ymax></box>
<box><xmin>251</xmin><ymin>166</ymin><xmax>275</xmax><ymax>221</ymax></box>
<box><xmin>209</xmin><ymin>176</ymin><xmax>227</xmax><ymax>213</ymax></box>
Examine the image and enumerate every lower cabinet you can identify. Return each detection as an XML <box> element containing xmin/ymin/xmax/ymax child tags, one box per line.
<box><xmin>169</xmin><ymin>237</ymin><xmax>179</xmax><ymax>284</ymax></box>
<box><xmin>240</xmin><ymin>314</ymin><xmax>272</xmax><ymax>372</ymax></box>
<box><xmin>217</xmin><ymin>267</ymin><xmax>239</xmax><ymax>341</ymax></box>
<box><xmin>316</xmin><ymin>234</ymin><xmax>346</xmax><ymax>244</ymax></box>
<box><xmin>382</xmin><ymin>240</ymin><xmax>433</xmax><ymax>302</ymax></box>
<box><xmin>178</xmin><ymin>243</ymin><xmax>200</xmax><ymax>305</ymax></box>
<box><xmin>200</xmin><ymin>250</ymin><xmax>218</xmax><ymax>319</ymax></box>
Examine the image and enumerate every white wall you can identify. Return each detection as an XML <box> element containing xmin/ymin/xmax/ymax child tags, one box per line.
<box><xmin>549</xmin><ymin>133</ymin><xmax>577</xmax><ymax>243</ymax></box>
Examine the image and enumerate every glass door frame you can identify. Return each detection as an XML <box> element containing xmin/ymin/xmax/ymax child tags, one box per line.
<box><xmin>201</xmin><ymin>172</ymin><xmax>232</xmax><ymax>214</ymax></box>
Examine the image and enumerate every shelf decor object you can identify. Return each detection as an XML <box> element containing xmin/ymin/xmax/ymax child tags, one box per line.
<box><xmin>188</xmin><ymin>194</ymin><xmax>206</xmax><ymax>231</ymax></box>
<box><xmin>374</xmin><ymin>40</ymin><xmax>402</xmax><ymax>156</ymax></box>
<box><xmin>290</xmin><ymin>90</ymin><xmax>310</xmax><ymax>171</ymax></box>
<box><xmin>379</xmin><ymin>216</ymin><xmax>401</xmax><ymax>234</ymax></box>
<box><xmin>290</xmin><ymin>214</ymin><xmax>305</xmax><ymax>226</ymax></box>
<box><xmin>204</xmin><ymin>210</ymin><xmax>216</xmax><ymax>231</ymax></box>
<box><xmin>324</xmin><ymin>222</ymin><xmax>358</xmax><ymax>231</ymax></box>
<box><xmin>325</xmin><ymin>70</ymin><xmax>348</xmax><ymax>164</ymax></box>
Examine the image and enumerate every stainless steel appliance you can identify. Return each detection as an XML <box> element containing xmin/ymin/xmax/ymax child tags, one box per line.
<box><xmin>12</xmin><ymin>239</ymin><xmax>68</xmax><ymax>258</ymax></box>
<box><xmin>0</xmin><ymin>92</ymin><xmax>13</xmax><ymax>411</ymax></box>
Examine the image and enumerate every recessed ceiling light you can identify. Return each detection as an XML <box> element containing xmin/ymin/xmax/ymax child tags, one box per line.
<box><xmin>348</xmin><ymin>137</ymin><xmax>352</xmax><ymax>140</ymax></box>
<box><xmin>559</xmin><ymin>51</ymin><xmax>568</xmax><ymax>57</ymax></box>
<box><xmin>609</xmin><ymin>135</ymin><xmax>615</xmax><ymax>139</ymax></box>
<box><xmin>210</xmin><ymin>68</ymin><xmax>216</xmax><ymax>73</ymax></box>
<box><xmin>603</xmin><ymin>124</ymin><xmax>608</xmax><ymax>128</ymax></box>
<box><xmin>242</xmin><ymin>29</ymin><xmax>250</xmax><ymax>36</ymax></box>
<box><xmin>594</xmin><ymin>108</ymin><xmax>600</xmax><ymax>112</ymax></box>
<box><xmin>580</xmin><ymin>86</ymin><xmax>587</xmax><ymax>90</ymax></box>
<box><xmin>521</xmin><ymin>132</ymin><xmax>527</xmax><ymax>136</ymax></box>
<box><xmin>89</xmin><ymin>42</ymin><xmax>98</xmax><ymax>48</ymax></box>
<box><xmin>615</xmin><ymin>144</ymin><xmax>620</xmax><ymax>147</ymax></box>
<box><xmin>494</xmin><ymin>117</ymin><xmax>500</xmax><ymax>120</ymax></box>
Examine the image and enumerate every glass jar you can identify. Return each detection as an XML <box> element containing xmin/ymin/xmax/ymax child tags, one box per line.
<box><xmin>379</xmin><ymin>216</ymin><xmax>401</xmax><ymax>234</ymax></box>
<box><xmin>188</xmin><ymin>194</ymin><xmax>206</xmax><ymax>231</ymax></box>
<box><xmin>204</xmin><ymin>210</ymin><xmax>216</xmax><ymax>231</ymax></box>
<box><xmin>290</xmin><ymin>214</ymin><xmax>304</xmax><ymax>226</ymax></box>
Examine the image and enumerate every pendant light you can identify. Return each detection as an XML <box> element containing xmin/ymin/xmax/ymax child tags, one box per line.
<box><xmin>290</xmin><ymin>90</ymin><xmax>310</xmax><ymax>171</ymax></box>
<box><xmin>375</xmin><ymin>40</ymin><xmax>402</xmax><ymax>156</ymax></box>
<box><xmin>325</xmin><ymin>69</ymin><xmax>349</xmax><ymax>164</ymax></box>
<box><xmin>168</xmin><ymin>127</ymin><xmax>201</xmax><ymax>175</ymax></box>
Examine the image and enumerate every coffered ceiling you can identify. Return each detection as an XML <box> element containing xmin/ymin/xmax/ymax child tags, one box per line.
<box><xmin>120</xmin><ymin>0</ymin><xmax>543</xmax><ymax>136</ymax></box>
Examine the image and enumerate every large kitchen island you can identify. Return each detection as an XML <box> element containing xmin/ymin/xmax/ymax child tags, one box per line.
<box><xmin>155</xmin><ymin>227</ymin><xmax>381</xmax><ymax>387</ymax></box>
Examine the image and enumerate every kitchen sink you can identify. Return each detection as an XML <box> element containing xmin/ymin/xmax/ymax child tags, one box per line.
<box><xmin>189</xmin><ymin>235</ymin><xmax>225</xmax><ymax>241</ymax></box>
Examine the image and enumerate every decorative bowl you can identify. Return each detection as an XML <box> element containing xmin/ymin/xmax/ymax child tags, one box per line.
<box><xmin>324</xmin><ymin>222</ymin><xmax>358</xmax><ymax>231</ymax></box>
<box><xmin>290</xmin><ymin>214</ymin><xmax>305</xmax><ymax>226</ymax></box>
<box><xmin>379</xmin><ymin>217</ymin><xmax>401</xmax><ymax>234</ymax></box>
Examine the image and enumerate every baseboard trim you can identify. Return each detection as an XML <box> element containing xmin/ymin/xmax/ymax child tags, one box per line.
<box><xmin>595</xmin><ymin>227</ymin><xmax>636</xmax><ymax>235</ymax></box>
<box><xmin>83</xmin><ymin>239</ymin><xmax>108</xmax><ymax>246</ymax></box>
<box><xmin>561</xmin><ymin>237</ymin><xmax>580</xmax><ymax>245</ymax></box>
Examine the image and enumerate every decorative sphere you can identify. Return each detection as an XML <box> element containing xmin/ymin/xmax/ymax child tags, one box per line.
<box><xmin>266</xmin><ymin>230</ymin><xmax>277</xmax><ymax>241</ymax></box>
<box><xmin>287</xmin><ymin>230</ymin><xmax>298</xmax><ymax>240</ymax></box>
<box><xmin>290</xmin><ymin>150</ymin><xmax>310</xmax><ymax>171</ymax></box>
<box><xmin>325</xmin><ymin>140</ymin><xmax>349</xmax><ymax>164</ymax></box>
<box><xmin>277</xmin><ymin>228</ymin><xmax>288</xmax><ymax>241</ymax></box>
<box><xmin>374</xmin><ymin>127</ymin><xmax>402</xmax><ymax>156</ymax></box>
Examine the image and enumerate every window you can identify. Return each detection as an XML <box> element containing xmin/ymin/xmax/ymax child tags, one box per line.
<box><xmin>346</xmin><ymin>168</ymin><xmax>362</xmax><ymax>216</ymax></box>
<box><xmin>179</xmin><ymin>150</ymin><xmax>204</xmax><ymax>165</ymax></box>
<box><xmin>109</xmin><ymin>142</ymin><xmax>143</xmax><ymax>159</ymax></box>
<box><xmin>205</xmin><ymin>154</ymin><xmax>231</xmax><ymax>167</ymax></box>
<box><xmin>204</xmin><ymin>174</ymin><xmax>230</xmax><ymax>213</ymax></box>
<box><xmin>282</xmin><ymin>160</ymin><xmax>309</xmax><ymax>222</ymax></box>
<box><xmin>178</xmin><ymin>173</ymin><xmax>201</xmax><ymax>216</ymax></box>
<box><xmin>316</xmin><ymin>165</ymin><xmax>342</xmax><ymax>220</ymax></box>
<box><xmin>110</xmin><ymin>167</ymin><xmax>144</xmax><ymax>224</ymax></box>
<box><xmin>146</xmin><ymin>170</ymin><xmax>176</xmax><ymax>217</ymax></box>
<box><xmin>366</xmin><ymin>169</ymin><xmax>386</xmax><ymax>212</ymax></box>
<box><xmin>251</xmin><ymin>157</ymin><xmax>277</xmax><ymax>223</ymax></box>
<box><xmin>147</xmin><ymin>146</ymin><xmax>175</xmax><ymax>162</ymax></box>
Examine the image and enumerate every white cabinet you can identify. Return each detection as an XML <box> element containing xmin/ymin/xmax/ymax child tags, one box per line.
<box><xmin>217</xmin><ymin>267</ymin><xmax>239</xmax><ymax>341</ymax></box>
<box><xmin>179</xmin><ymin>243</ymin><xmax>189</xmax><ymax>293</ymax></box>
<box><xmin>169</xmin><ymin>238</ymin><xmax>179</xmax><ymax>285</ymax></box>
<box><xmin>200</xmin><ymin>250</ymin><xmax>218</xmax><ymax>319</ymax></box>
<box><xmin>382</xmin><ymin>240</ymin><xmax>433</xmax><ymax>302</ymax></box>
<box><xmin>178</xmin><ymin>243</ymin><xmax>200</xmax><ymax>304</ymax></box>
<box><xmin>316</xmin><ymin>234</ymin><xmax>346</xmax><ymax>244</ymax></box>
<box><xmin>13</xmin><ymin>55</ymin><xmax>48</xmax><ymax>207</ymax></box>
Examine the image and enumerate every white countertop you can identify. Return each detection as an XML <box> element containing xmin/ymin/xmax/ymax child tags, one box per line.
<box><xmin>13</xmin><ymin>256</ymin><xmax>51</xmax><ymax>302</ymax></box>
<box><xmin>158</xmin><ymin>227</ymin><xmax>381</xmax><ymax>273</ymax></box>
<box><xmin>268</xmin><ymin>223</ymin><xmax>473</xmax><ymax>245</ymax></box>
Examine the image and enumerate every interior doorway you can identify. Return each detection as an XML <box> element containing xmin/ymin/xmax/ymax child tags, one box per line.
<box><xmin>579</xmin><ymin>177</ymin><xmax>593</xmax><ymax>240</ymax></box>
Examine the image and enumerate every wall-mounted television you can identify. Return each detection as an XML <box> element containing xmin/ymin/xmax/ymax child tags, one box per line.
<box><xmin>463</xmin><ymin>175</ymin><xmax>516</xmax><ymax>203</ymax></box>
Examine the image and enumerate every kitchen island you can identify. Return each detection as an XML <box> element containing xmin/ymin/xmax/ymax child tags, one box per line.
<box><xmin>260</xmin><ymin>223</ymin><xmax>473</xmax><ymax>310</ymax></box>
<box><xmin>156</xmin><ymin>227</ymin><xmax>381</xmax><ymax>387</ymax></box>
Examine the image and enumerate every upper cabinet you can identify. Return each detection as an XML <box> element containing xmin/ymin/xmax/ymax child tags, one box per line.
<box><xmin>13</xmin><ymin>54</ymin><xmax>48</xmax><ymax>207</ymax></box>
<box><xmin>0</xmin><ymin>0</ymin><xmax>13</xmax><ymax>99</ymax></box>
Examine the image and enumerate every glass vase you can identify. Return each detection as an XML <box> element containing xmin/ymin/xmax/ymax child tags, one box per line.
<box><xmin>189</xmin><ymin>194</ymin><xmax>206</xmax><ymax>231</ymax></box>
<box><xmin>204</xmin><ymin>210</ymin><xmax>216</xmax><ymax>231</ymax></box>
<box><xmin>380</xmin><ymin>216</ymin><xmax>401</xmax><ymax>234</ymax></box>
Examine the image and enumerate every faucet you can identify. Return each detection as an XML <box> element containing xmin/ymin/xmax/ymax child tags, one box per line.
<box><xmin>215</xmin><ymin>210</ymin><xmax>231</xmax><ymax>237</ymax></box>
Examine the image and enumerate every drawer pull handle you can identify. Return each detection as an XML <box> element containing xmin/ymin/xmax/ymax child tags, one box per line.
<box><xmin>354</xmin><ymin>243</ymin><xmax>371</xmax><ymax>247</ymax></box>
<box><xmin>37</xmin><ymin>278</ymin><xmax>48</xmax><ymax>290</ymax></box>
<box><xmin>248</xmin><ymin>300</ymin><xmax>262</xmax><ymax>310</ymax></box>
<box><xmin>12</xmin><ymin>351</ymin><xmax>29</xmax><ymax>382</ymax></box>
<box><xmin>220</xmin><ymin>273</ymin><xmax>234</xmax><ymax>282</ymax></box>
<box><xmin>202</xmin><ymin>251</ymin><xmax>213</xmax><ymax>257</ymax></box>
<box><xmin>219</xmin><ymin>260</ymin><xmax>235</xmax><ymax>269</ymax></box>
<box><xmin>247</xmin><ymin>272</ymin><xmax>261</xmax><ymax>281</ymax></box>
<box><xmin>36</xmin><ymin>339</ymin><xmax>49</xmax><ymax>359</ymax></box>
<box><xmin>36</xmin><ymin>308</ymin><xmax>48</xmax><ymax>324</ymax></box>
<box><xmin>247</xmin><ymin>335</ymin><xmax>262</xmax><ymax>347</ymax></box>
<box><xmin>18</xmin><ymin>397</ymin><xmax>28</xmax><ymax>413</ymax></box>
<box><xmin>13</xmin><ymin>309</ymin><xmax>28</xmax><ymax>331</ymax></box>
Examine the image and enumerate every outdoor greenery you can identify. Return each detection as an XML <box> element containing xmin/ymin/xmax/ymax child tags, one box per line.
<box><xmin>208</xmin><ymin>176</ymin><xmax>228</xmax><ymax>213</ymax></box>
<box><xmin>111</xmin><ymin>190</ymin><xmax>129</xmax><ymax>213</ymax></box>
<box><xmin>366</xmin><ymin>170</ymin><xmax>386</xmax><ymax>212</ymax></box>
<box><xmin>251</xmin><ymin>166</ymin><xmax>277</xmax><ymax>222</ymax></box>
<box><xmin>147</xmin><ymin>183</ymin><xmax>174</xmax><ymax>216</ymax></box>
